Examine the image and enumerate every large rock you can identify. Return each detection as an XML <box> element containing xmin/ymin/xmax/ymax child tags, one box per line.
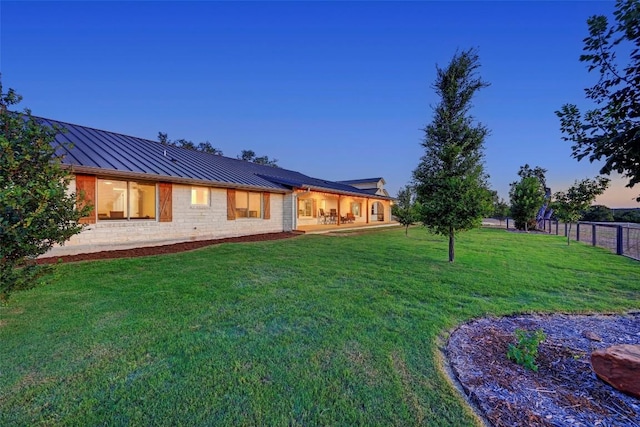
<box><xmin>591</xmin><ymin>344</ymin><xmax>640</xmax><ymax>399</ymax></box>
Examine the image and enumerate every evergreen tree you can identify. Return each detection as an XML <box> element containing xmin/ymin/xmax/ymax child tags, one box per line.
<box><xmin>413</xmin><ymin>49</ymin><xmax>492</xmax><ymax>262</ymax></box>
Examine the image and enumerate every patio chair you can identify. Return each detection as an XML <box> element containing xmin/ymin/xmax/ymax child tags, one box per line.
<box><xmin>329</xmin><ymin>209</ymin><xmax>337</xmax><ymax>224</ymax></box>
<box><xmin>319</xmin><ymin>208</ymin><xmax>327</xmax><ymax>224</ymax></box>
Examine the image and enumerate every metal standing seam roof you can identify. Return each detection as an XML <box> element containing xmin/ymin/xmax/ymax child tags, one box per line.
<box><xmin>337</xmin><ymin>177</ymin><xmax>385</xmax><ymax>185</ymax></box>
<box><xmin>38</xmin><ymin>117</ymin><xmax>390</xmax><ymax>199</ymax></box>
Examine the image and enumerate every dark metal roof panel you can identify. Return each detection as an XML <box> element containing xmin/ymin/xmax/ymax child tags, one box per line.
<box><xmin>337</xmin><ymin>177</ymin><xmax>383</xmax><ymax>185</ymax></box>
<box><xmin>40</xmin><ymin>117</ymin><xmax>285</xmax><ymax>190</ymax></box>
<box><xmin>360</xmin><ymin>188</ymin><xmax>381</xmax><ymax>195</ymax></box>
<box><xmin>257</xmin><ymin>173</ymin><xmax>390</xmax><ymax>198</ymax></box>
<box><xmin>37</xmin><ymin>116</ymin><xmax>387</xmax><ymax>198</ymax></box>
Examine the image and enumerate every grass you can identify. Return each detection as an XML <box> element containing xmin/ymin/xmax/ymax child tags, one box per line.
<box><xmin>1</xmin><ymin>227</ymin><xmax>638</xmax><ymax>426</ymax></box>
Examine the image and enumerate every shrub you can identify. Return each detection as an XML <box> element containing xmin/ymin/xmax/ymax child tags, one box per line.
<box><xmin>1</xmin><ymin>80</ymin><xmax>92</xmax><ymax>302</ymax></box>
<box><xmin>507</xmin><ymin>328</ymin><xmax>546</xmax><ymax>372</ymax></box>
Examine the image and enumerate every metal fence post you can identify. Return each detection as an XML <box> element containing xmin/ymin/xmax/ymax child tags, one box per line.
<box><xmin>555</xmin><ymin>220</ymin><xmax>559</xmax><ymax>236</ymax></box>
<box><xmin>564</xmin><ymin>222</ymin><xmax>568</xmax><ymax>237</ymax></box>
<box><xmin>576</xmin><ymin>223</ymin><xmax>580</xmax><ymax>242</ymax></box>
<box><xmin>627</xmin><ymin>227</ymin><xmax>630</xmax><ymax>252</ymax></box>
<box><xmin>506</xmin><ymin>218</ymin><xmax>510</xmax><ymax>230</ymax></box>
<box><xmin>592</xmin><ymin>224</ymin><xmax>597</xmax><ymax>246</ymax></box>
<box><xmin>617</xmin><ymin>225</ymin><xmax>623</xmax><ymax>255</ymax></box>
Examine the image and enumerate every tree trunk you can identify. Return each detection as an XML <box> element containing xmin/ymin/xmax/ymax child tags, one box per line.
<box><xmin>405</xmin><ymin>225</ymin><xmax>409</xmax><ymax>236</ymax></box>
<box><xmin>449</xmin><ymin>226</ymin><xmax>455</xmax><ymax>262</ymax></box>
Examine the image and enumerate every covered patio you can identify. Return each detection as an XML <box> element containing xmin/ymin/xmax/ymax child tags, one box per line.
<box><xmin>296</xmin><ymin>221</ymin><xmax>400</xmax><ymax>234</ymax></box>
<box><xmin>293</xmin><ymin>187</ymin><xmax>393</xmax><ymax>232</ymax></box>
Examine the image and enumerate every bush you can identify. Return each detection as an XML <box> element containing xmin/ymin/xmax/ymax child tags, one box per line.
<box><xmin>507</xmin><ymin>328</ymin><xmax>546</xmax><ymax>372</ymax></box>
<box><xmin>1</xmin><ymin>80</ymin><xmax>92</xmax><ymax>302</ymax></box>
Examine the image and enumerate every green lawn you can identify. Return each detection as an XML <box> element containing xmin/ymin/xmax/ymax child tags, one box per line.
<box><xmin>1</xmin><ymin>227</ymin><xmax>638</xmax><ymax>426</ymax></box>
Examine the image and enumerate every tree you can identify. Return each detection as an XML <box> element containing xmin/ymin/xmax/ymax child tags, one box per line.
<box><xmin>1</xmin><ymin>81</ymin><xmax>92</xmax><ymax>302</ymax></box>
<box><xmin>173</xmin><ymin>138</ymin><xmax>196</xmax><ymax>150</ymax></box>
<box><xmin>516</xmin><ymin>164</ymin><xmax>548</xmax><ymax>191</ymax></box>
<box><xmin>510</xmin><ymin>176</ymin><xmax>545</xmax><ymax>232</ymax></box>
<box><xmin>238</xmin><ymin>149</ymin><xmax>279</xmax><ymax>167</ymax></box>
<box><xmin>157</xmin><ymin>132</ymin><xmax>224</xmax><ymax>156</ymax></box>
<box><xmin>613</xmin><ymin>209</ymin><xmax>640</xmax><ymax>223</ymax></box>
<box><xmin>556</xmin><ymin>0</ymin><xmax>640</xmax><ymax>201</ymax></box>
<box><xmin>509</xmin><ymin>165</ymin><xmax>548</xmax><ymax>231</ymax></box>
<box><xmin>581</xmin><ymin>204</ymin><xmax>614</xmax><ymax>222</ymax></box>
<box><xmin>413</xmin><ymin>48</ymin><xmax>492</xmax><ymax>262</ymax></box>
<box><xmin>551</xmin><ymin>177</ymin><xmax>610</xmax><ymax>245</ymax></box>
<box><xmin>490</xmin><ymin>192</ymin><xmax>511</xmax><ymax>226</ymax></box>
<box><xmin>391</xmin><ymin>186</ymin><xmax>420</xmax><ymax>236</ymax></box>
<box><xmin>197</xmin><ymin>141</ymin><xmax>223</xmax><ymax>155</ymax></box>
<box><xmin>158</xmin><ymin>131</ymin><xmax>170</xmax><ymax>145</ymax></box>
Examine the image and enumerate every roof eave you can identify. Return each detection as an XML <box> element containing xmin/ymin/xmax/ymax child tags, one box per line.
<box><xmin>64</xmin><ymin>165</ymin><xmax>289</xmax><ymax>193</ymax></box>
<box><xmin>296</xmin><ymin>184</ymin><xmax>393</xmax><ymax>200</ymax></box>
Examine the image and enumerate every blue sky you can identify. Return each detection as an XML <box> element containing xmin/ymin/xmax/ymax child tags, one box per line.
<box><xmin>2</xmin><ymin>1</ymin><xmax>638</xmax><ymax>208</ymax></box>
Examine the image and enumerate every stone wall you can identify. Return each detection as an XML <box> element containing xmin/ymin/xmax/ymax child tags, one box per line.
<box><xmin>46</xmin><ymin>179</ymin><xmax>285</xmax><ymax>256</ymax></box>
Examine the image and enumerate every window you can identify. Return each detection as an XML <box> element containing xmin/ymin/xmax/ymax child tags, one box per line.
<box><xmin>97</xmin><ymin>179</ymin><xmax>156</xmax><ymax>220</ymax></box>
<box><xmin>236</xmin><ymin>190</ymin><xmax>262</xmax><ymax>218</ymax></box>
<box><xmin>351</xmin><ymin>202</ymin><xmax>361</xmax><ymax>217</ymax></box>
<box><xmin>191</xmin><ymin>187</ymin><xmax>209</xmax><ymax>206</ymax></box>
<box><xmin>298</xmin><ymin>199</ymin><xmax>313</xmax><ymax>217</ymax></box>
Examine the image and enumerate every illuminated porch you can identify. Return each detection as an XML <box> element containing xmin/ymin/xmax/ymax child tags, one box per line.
<box><xmin>296</xmin><ymin>221</ymin><xmax>400</xmax><ymax>234</ymax></box>
<box><xmin>293</xmin><ymin>188</ymin><xmax>393</xmax><ymax>230</ymax></box>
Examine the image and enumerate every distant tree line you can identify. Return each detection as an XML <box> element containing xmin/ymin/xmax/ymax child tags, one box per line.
<box><xmin>236</xmin><ymin>149</ymin><xmax>279</xmax><ymax>167</ymax></box>
<box><xmin>158</xmin><ymin>132</ymin><xmax>223</xmax><ymax>155</ymax></box>
<box><xmin>582</xmin><ymin>206</ymin><xmax>640</xmax><ymax>223</ymax></box>
<box><xmin>158</xmin><ymin>132</ymin><xmax>279</xmax><ymax>167</ymax></box>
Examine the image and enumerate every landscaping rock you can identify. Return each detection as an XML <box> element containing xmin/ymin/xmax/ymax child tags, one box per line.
<box><xmin>591</xmin><ymin>344</ymin><xmax>640</xmax><ymax>399</ymax></box>
<box><xmin>582</xmin><ymin>330</ymin><xmax>603</xmax><ymax>341</ymax></box>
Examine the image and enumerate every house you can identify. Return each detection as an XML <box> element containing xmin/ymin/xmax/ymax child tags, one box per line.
<box><xmin>39</xmin><ymin>117</ymin><xmax>394</xmax><ymax>256</ymax></box>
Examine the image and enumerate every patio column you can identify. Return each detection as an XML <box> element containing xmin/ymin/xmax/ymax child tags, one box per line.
<box><xmin>337</xmin><ymin>195</ymin><xmax>341</xmax><ymax>225</ymax></box>
<box><xmin>292</xmin><ymin>193</ymin><xmax>297</xmax><ymax>231</ymax></box>
<box><xmin>366</xmin><ymin>198</ymin><xmax>369</xmax><ymax>224</ymax></box>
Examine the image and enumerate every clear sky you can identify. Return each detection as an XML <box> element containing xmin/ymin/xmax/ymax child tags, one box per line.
<box><xmin>2</xmin><ymin>1</ymin><xmax>638</xmax><ymax>208</ymax></box>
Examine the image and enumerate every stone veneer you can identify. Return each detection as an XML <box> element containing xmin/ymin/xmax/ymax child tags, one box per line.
<box><xmin>45</xmin><ymin>180</ymin><xmax>286</xmax><ymax>257</ymax></box>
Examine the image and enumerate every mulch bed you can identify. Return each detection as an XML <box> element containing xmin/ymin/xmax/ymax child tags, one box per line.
<box><xmin>37</xmin><ymin>231</ymin><xmax>303</xmax><ymax>264</ymax></box>
<box><xmin>446</xmin><ymin>313</ymin><xmax>640</xmax><ymax>426</ymax></box>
